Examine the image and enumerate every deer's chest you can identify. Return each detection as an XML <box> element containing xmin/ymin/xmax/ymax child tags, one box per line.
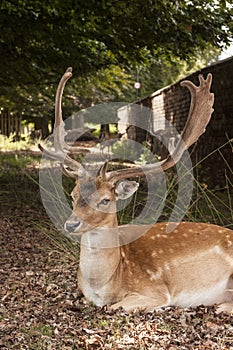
<box><xmin>78</xmin><ymin>267</ymin><xmax>123</xmax><ymax>307</ymax></box>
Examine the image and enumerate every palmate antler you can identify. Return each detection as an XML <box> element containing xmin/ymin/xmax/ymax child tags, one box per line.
<box><xmin>105</xmin><ymin>74</ymin><xmax>214</xmax><ymax>182</ymax></box>
<box><xmin>39</xmin><ymin>68</ymin><xmax>214</xmax><ymax>182</ymax></box>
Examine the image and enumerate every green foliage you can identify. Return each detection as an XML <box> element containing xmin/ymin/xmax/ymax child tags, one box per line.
<box><xmin>75</xmin><ymin>65</ymin><xmax>134</xmax><ymax>106</ymax></box>
<box><xmin>0</xmin><ymin>0</ymin><xmax>232</xmax><ymax>119</ymax></box>
<box><xmin>0</xmin><ymin>134</ymin><xmax>35</xmax><ymax>151</ymax></box>
<box><xmin>136</xmin><ymin>47</ymin><xmax>221</xmax><ymax>98</ymax></box>
<box><xmin>117</xmin><ymin>168</ymin><xmax>233</xmax><ymax>229</ymax></box>
<box><xmin>1</xmin><ymin>0</ymin><xmax>231</xmax><ymax>81</ymax></box>
<box><xmin>115</xmin><ymin>140</ymin><xmax>233</xmax><ymax>229</ymax></box>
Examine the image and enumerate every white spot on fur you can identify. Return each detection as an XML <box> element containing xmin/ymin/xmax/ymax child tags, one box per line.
<box><xmin>146</xmin><ymin>268</ymin><xmax>162</xmax><ymax>281</ymax></box>
<box><xmin>214</xmin><ymin>245</ymin><xmax>222</xmax><ymax>255</ymax></box>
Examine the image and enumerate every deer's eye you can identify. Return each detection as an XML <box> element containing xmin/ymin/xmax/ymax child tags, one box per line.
<box><xmin>100</xmin><ymin>198</ymin><xmax>110</xmax><ymax>206</ymax></box>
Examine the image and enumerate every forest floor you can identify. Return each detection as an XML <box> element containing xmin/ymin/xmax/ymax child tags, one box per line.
<box><xmin>0</xmin><ymin>149</ymin><xmax>233</xmax><ymax>349</ymax></box>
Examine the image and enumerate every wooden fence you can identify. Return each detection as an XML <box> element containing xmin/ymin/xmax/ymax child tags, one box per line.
<box><xmin>0</xmin><ymin>110</ymin><xmax>22</xmax><ymax>139</ymax></box>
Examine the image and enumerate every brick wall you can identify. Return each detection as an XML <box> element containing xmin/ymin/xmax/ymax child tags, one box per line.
<box><xmin>118</xmin><ymin>57</ymin><xmax>233</xmax><ymax>186</ymax></box>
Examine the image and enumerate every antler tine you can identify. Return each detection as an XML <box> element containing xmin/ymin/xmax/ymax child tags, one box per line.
<box><xmin>39</xmin><ymin>68</ymin><xmax>85</xmax><ymax>175</ymax></box>
<box><xmin>54</xmin><ymin>67</ymin><xmax>73</xmax><ymax>152</ymax></box>
<box><xmin>180</xmin><ymin>73</ymin><xmax>214</xmax><ymax>148</ymax></box>
<box><xmin>38</xmin><ymin>143</ymin><xmax>82</xmax><ymax>172</ymax></box>
<box><xmin>106</xmin><ymin>73</ymin><xmax>214</xmax><ymax>183</ymax></box>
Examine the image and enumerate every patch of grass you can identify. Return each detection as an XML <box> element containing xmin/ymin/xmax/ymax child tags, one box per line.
<box><xmin>19</xmin><ymin>324</ymin><xmax>53</xmax><ymax>337</ymax></box>
<box><xmin>116</xmin><ymin>145</ymin><xmax>233</xmax><ymax>228</ymax></box>
<box><xmin>188</xmin><ymin>180</ymin><xmax>233</xmax><ymax>228</ymax></box>
<box><xmin>31</xmin><ymin>324</ymin><xmax>54</xmax><ymax>336</ymax></box>
<box><xmin>37</xmin><ymin>222</ymin><xmax>80</xmax><ymax>261</ymax></box>
<box><xmin>0</xmin><ymin>152</ymin><xmax>39</xmax><ymax>174</ymax></box>
<box><xmin>0</xmin><ymin>168</ymin><xmax>41</xmax><ymax>211</ymax></box>
<box><xmin>1</xmin><ymin>138</ymin><xmax>232</xmax><ymax>262</ymax></box>
<box><xmin>17</xmin><ymin>325</ymin><xmax>54</xmax><ymax>350</ymax></box>
<box><xmin>0</xmin><ymin>149</ymin><xmax>80</xmax><ymax>260</ymax></box>
<box><xmin>2</xmin><ymin>147</ymin><xmax>232</xmax><ymax>230</ymax></box>
<box><xmin>0</xmin><ymin>134</ymin><xmax>36</xmax><ymax>151</ymax></box>
<box><xmin>117</xmin><ymin>177</ymin><xmax>233</xmax><ymax>228</ymax></box>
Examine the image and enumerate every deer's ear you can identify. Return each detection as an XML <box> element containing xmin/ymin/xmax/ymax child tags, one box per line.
<box><xmin>115</xmin><ymin>180</ymin><xmax>139</xmax><ymax>200</ymax></box>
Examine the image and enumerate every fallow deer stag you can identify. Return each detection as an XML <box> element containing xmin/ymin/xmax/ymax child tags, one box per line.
<box><xmin>39</xmin><ymin>68</ymin><xmax>233</xmax><ymax>313</ymax></box>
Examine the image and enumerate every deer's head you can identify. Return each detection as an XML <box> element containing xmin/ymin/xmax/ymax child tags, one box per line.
<box><xmin>65</xmin><ymin>170</ymin><xmax>139</xmax><ymax>234</ymax></box>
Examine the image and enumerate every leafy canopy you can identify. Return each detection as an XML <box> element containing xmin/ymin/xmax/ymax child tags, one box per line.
<box><xmin>0</xmin><ymin>0</ymin><xmax>232</xmax><ymax>117</ymax></box>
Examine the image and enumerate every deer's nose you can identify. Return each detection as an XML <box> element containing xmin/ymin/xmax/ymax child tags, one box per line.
<box><xmin>64</xmin><ymin>221</ymin><xmax>81</xmax><ymax>233</ymax></box>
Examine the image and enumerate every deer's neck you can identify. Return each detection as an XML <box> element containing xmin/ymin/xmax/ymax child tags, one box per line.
<box><xmin>79</xmin><ymin>219</ymin><xmax>121</xmax><ymax>291</ymax></box>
